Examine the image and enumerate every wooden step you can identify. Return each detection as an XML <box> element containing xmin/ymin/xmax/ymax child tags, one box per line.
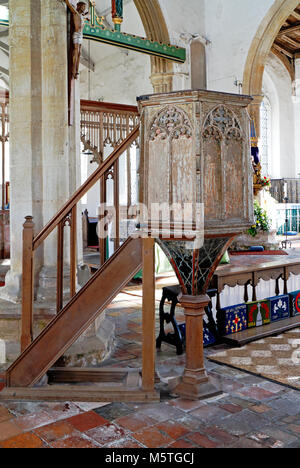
<box><xmin>47</xmin><ymin>367</ymin><xmax>141</xmax><ymax>387</ymax></box>
<box><xmin>0</xmin><ymin>385</ymin><xmax>159</xmax><ymax>403</ymax></box>
<box><xmin>222</xmin><ymin>315</ymin><xmax>300</xmax><ymax>347</ymax></box>
<box><xmin>5</xmin><ymin>237</ymin><xmax>142</xmax><ymax>388</ymax></box>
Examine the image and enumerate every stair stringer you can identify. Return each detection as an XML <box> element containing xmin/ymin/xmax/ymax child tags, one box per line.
<box><xmin>6</xmin><ymin>236</ymin><xmax>142</xmax><ymax>388</ymax></box>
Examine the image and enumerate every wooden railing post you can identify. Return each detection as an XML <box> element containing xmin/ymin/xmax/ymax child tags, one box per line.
<box><xmin>142</xmin><ymin>237</ymin><xmax>155</xmax><ymax>392</ymax></box>
<box><xmin>21</xmin><ymin>216</ymin><xmax>35</xmax><ymax>352</ymax></box>
<box><xmin>99</xmin><ymin>175</ymin><xmax>107</xmax><ymax>265</ymax></box>
<box><xmin>70</xmin><ymin>206</ymin><xmax>77</xmax><ymax>298</ymax></box>
<box><xmin>56</xmin><ymin>221</ymin><xmax>64</xmax><ymax>313</ymax></box>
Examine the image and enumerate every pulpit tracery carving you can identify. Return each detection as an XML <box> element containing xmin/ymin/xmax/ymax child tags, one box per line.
<box><xmin>203</xmin><ymin>105</ymin><xmax>243</xmax><ymax>143</ymax></box>
<box><xmin>149</xmin><ymin>105</ymin><xmax>193</xmax><ymax>141</ymax></box>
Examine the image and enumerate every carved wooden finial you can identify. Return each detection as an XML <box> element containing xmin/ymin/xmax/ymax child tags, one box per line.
<box><xmin>23</xmin><ymin>216</ymin><xmax>34</xmax><ymax>229</ymax></box>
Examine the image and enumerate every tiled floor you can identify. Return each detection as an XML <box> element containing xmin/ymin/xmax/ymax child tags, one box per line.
<box><xmin>0</xmin><ymin>275</ymin><xmax>299</xmax><ymax>448</ymax></box>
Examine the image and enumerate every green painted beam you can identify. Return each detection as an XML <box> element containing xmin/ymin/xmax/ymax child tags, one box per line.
<box><xmin>0</xmin><ymin>9</ymin><xmax>186</xmax><ymax>64</ymax></box>
<box><xmin>83</xmin><ymin>23</ymin><xmax>186</xmax><ymax>63</ymax></box>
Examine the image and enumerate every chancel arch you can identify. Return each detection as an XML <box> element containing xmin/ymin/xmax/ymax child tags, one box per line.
<box><xmin>133</xmin><ymin>0</ymin><xmax>174</xmax><ymax>93</ymax></box>
<box><xmin>243</xmin><ymin>0</ymin><xmax>300</xmax><ymax>137</ymax></box>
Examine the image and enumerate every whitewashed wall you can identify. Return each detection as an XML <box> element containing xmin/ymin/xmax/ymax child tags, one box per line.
<box><xmin>80</xmin><ymin>1</ymin><xmax>152</xmax><ymax>104</ymax></box>
<box><xmin>263</xmin><ymin>54</ymin><xmax>296</xmax><ymax>179</ymax></box>
<box><xmin>79</xmin><ymin>0</ymin><xmax>299</xmax><ymax>198</ymax></box>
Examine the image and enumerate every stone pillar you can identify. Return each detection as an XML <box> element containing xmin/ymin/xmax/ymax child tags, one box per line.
<box><xmin>2</xmin><ymin>0</ymin><xmax>76</xmax><ymax>303</ymax></box>
<box><xmin>68</xmin><ymin>80</ymin><xmax>84</xmax><ymax>268</ymax></box>
<box><xmin>293</xmin><ymin>60</ymin><xmax>300</xmax><ymax>177</ymax></box>
<box><xmin>175</xmin><ymin>294</ymin><xmax>221</xmax><ymax>401</ymax></box>
<box><xmin>3</xmin><ymin>0</ymin><xmax>44</xmax><ymax>302</ymax></box>
<box><xmin>150</xmin><ymin>72</ymin><xmax>173</xmax><ymax>94</ymax></box>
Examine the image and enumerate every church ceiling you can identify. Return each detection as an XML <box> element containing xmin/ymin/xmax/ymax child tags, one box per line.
<box><xmin>271</xmin><ymin>3</ymin><xmax>300</xmax><ymax>81</ymax></box>
<box><xmin>274</xmin><ymin>4</ymin><xmax>300</xmax><ymax>59</ymax></box>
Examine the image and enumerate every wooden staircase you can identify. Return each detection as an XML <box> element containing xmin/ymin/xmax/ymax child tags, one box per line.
<box><xmin>5</xmin><ymin>236</ymin><xmax>142</xmax><ymax>388</ymax></box>
<box><xmin>1</xmin><ymin>124</ymin><xmax>159</xmax><ymax>402</ymax></box>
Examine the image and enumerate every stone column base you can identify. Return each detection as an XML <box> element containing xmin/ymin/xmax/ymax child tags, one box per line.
<box><xmin>0</xmin><ymin>270</ymin><xmax>22</xmax><ymax>304</ymax></box>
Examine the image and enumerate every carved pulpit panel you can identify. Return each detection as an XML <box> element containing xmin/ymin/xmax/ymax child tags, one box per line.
<box><xmin>225</xmin><ymin>129</ymin><xmax>244</xmax><ymax>219</ymax></box>
<box><xmin>202</xmin><ymin>126</ymin><xmax>222</xmax><ymax>220</ymax></box>
<box><xmin>139</xmin><ymin>102</ymin><xmax>196</xmax><ymax>233</ymax></box>
<box><xmin>199</xmin><ymin>96</ymin><xmax>254</xmax><ymax>235</ymax></box>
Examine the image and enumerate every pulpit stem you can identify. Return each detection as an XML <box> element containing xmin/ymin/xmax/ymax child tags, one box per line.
<box><xmin>175</xmin><ymin>294</ymin><xmax>222</xmax><ymax>400</ymax></box>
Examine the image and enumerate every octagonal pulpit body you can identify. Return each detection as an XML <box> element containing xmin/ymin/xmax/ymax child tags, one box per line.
<box><xmin>137</xmin><ymin>90</ymin><xmax>254</xmax><ymax>295</ymax></box>
<box><xmin>138</xmin><ymin>90</ymin><xmax>254</xmax><ymax>237</ymax></box>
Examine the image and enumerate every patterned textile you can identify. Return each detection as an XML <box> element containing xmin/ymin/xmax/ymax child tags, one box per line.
<box><xmin>269</xmin><ymin>295</ymin><xmax>290</xmax><ymax>322</ymax></box>
<box><xmin>289</xmin><ymin>291</ymin><xmax>300</xmax><ymax>317</ymax></box>
<box><xmin>209</xmin><ymin>329</ymin><xmax>300</xmax><ymax>390</ymax></box>
<box><xmin>247</xmin><ymin>300</ymin><xmax>271</xmax><ymax>328</ymax></box>
<box><xmin>219</xmin><ymin>304</ymin><xmax>248</xmax><ymax>336</ymax></box>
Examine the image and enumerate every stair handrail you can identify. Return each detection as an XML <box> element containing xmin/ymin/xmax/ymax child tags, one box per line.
<box><xmin>80</xmin><ymin>99</ymin><xmax>138</xmax><ymax>114</ymax></box>
<box><xmin>21</xmin><ymin>125</ymin><xmax>139</xmax><ymax>352</ymax></box>
<box><xmin>33</xmin><ymin>125</ymin><xmax>139</xmax><ymax>250</ymax></box>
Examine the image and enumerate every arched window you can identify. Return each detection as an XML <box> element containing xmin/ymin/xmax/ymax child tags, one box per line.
<box><xmin>259</xmin><ymin>96</ymin><xmax>272</xmax><ymax>176</ymax></box>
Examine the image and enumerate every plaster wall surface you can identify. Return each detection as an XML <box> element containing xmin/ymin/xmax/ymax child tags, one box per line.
<box><xmin>203</xmin><ymin>0</ymin><xmax>274</xmax><ymax>93</ymax></box>
<box><xmin>80</xmin><ymin>1</ymin><xmax>152</xmax><ymax>104</ymax></box>
<box><xmin>263</xmin><ymin>54</ymin><xmax>295</xmax><ymax>178</ymax></box>
<box><xmin>294</xmin><ymin>60</ymin><xmax>300</xmax><ymax>177</ymax></box>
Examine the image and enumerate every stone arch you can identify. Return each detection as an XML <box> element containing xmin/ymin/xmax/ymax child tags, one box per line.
<box><xmin>243</xmin><ymin>0</ymin><xmax>300</xmax><ymax>135</ymax></box>
<box><xmin>133</xmin><ymin>0</ymin><xmax>174</xmax><ymax>93</ymax></box>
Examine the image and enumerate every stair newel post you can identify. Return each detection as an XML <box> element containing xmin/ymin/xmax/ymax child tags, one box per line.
<box><xmin>142</xmin><ymin>236</ymin><xmax>156</xmax><ymax>392</ymax></box>
<box><xmin>70</xmin><ymin>205</ymin><xmax>77</xmax><ymax>298</ymax></box>
<box><xmin>21</xmin><ymin>216</ymin><xmax>35</xmax><ymax>352</ymax></box>
<box><xmin>56</xmin><ymin>220</ymin><xmax>64</xmax><ymax>313</ymax></box>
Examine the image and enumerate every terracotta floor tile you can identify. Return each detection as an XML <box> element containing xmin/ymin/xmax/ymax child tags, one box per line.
<box><xmin>168</xmin><ymin>439</ymin><xmax>197</xmax><ymax>449</ymax></box>
<box><xmin>66</xmin><ymin>411</ymin><xmax>109</xmax><ymax>432</ymax></box>
<box><xmin>35</xmin><ymin>420</ymin><xmax>77</xmax><ymax>443</ymax></box>
<box><xmin>219</xmin><ymin>404</ymin><xmax>243</xmax><ymax>414</ymax></box>
<box><xmin>205</xmin><ymin>426</ymin><xmax>237</xmax><ymax>446</ymax></box>
<box><xmin>43</xmin><ymin>402</ymin><xmax>83</xmax><ymax>421</ymax></box>
<box><xmin>0</xmin><ymin>405</ymin><xmax>14</xmax><ymax>423</ymax></box>
<box><xmin>132</xmin><ymin>426</ymin><xmax>173</xmax><ymax>448</ymax></box>
<box><xmin>121</xmin><ymin>332</ymin><xmax>142</xmax><ymax>342</ymax></box>
<box><xmin>85</xmin><ymin>423</ymin><xmax>128</xmax><ymax>446</ymax></box>
<box><xmin>239</xmin><ymin>387</ymin><xmax>276</xmax><ymax>401</ymax></box>
<box><xmin>0</xmin><ymin>432</ymin><xmax>44</xmax><ymax>449</ymax></box>
<box><xmin>187</xmin><ymin>432</ymin><xmax>218</xmax><ymax>449</ymax></box>
<box><xmin>115</xmin><ymin>414</ymin><xmax>156</xmax><ymax>432</ymax></box>
<box><xmin>167</xmin><ymin>398</ymin><xmax>206</xmax><ymax>412</ymax></box>
<box><xmin>251</xmin><ymin>404</ymin><xmax>271</xmax><ymax>414</ymax></box>
<box><xmin>156</xmin><ymin>420</ymin><xmax>190</xmax><ymax>440</ymax></box>
<box><xmin>15</xmin><ymin>411</ymin><xmax>54</xmax><ymax>431</ymax></box>
<box><xmin>51</xmin><ymin>435</ymin><xmax>99</xmax><ymax>448</ymax></box>
<box><xmin>0</xmin><ymin>420</ymin><xmax>23</xmax><ymax>442</ymax></box>
<box><xmin>108</xmin><ymin>437</ymin><xmax>144</xmax><ymax>448</ymax></box>
<box><xmin>288</xmin><ymin>424</ymin><xmax>300</xmax><ymax>435</ymax></box>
